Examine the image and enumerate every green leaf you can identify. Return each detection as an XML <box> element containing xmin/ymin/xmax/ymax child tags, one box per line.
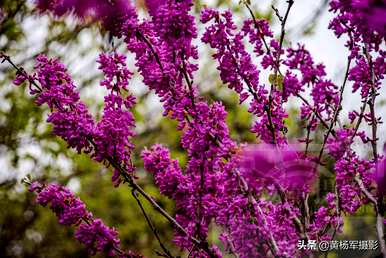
<box><xmin>269</xmin><ymin>73</ymin><xmax>284</xmax><ymax>91</ymax></box>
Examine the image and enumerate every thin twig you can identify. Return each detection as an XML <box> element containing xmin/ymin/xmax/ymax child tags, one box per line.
<box><xmin>244</xmin><ymin>3</ymin><xmax>272</xmax><ymax>56</ymax></box>
<box><xmin>136</xmin><ymin>30</ymin><xmax>164</xmax><ymax>72</ymax></box>
<box><xmin>315</xmin><ymin>57</ymin><xmax>352</xmax><ymax>167</ymax></box>
<box><xmin>236</xmin><ymin>170</ymin><xmax>280</xmax><ymax>257</ymax></box>
<box><xmin>131</xmin><ymin>189</ymin><xmax>175</xmax><ymax>258</ymax></box>
<box><xmin>363</xmin><ymin>45</ymin><xmax>386</xmax><ymax>257</ymax></box>
<box><xmin>268</xmin><ymin>0</ymin><xmax>295</xmax><ymax>143</ymax></box>
<box><xmin>296</xmin><ymin>93</ymin><xmax>332</xmax><ymax>133</ymax></box>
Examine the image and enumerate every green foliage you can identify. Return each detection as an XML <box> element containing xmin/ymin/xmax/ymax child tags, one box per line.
<box><xmin>269</xmin><ymin>73</ymin><xmax>284</xmax><ymax>91</ymax></box>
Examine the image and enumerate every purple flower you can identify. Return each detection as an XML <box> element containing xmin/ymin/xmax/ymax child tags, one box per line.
<box><xmin>30</xmin><ymin>182</ymin><xmax>128</xmax><ymax>256</ymax></box>
<box><xmin>34</xmin><ymin>55</ymin><xmax>80</xmax><ymax>108</ymax></box>
<box><xmin>13</xmin><ymin>70</ymin><xmax>29</xmax><ymax>86</ymax></box>
<box><xmin>329</xmin><ymin>0</ymin><xmax>384</xmax><ymax>56</ymax></box>
<box><xmin>48</xmin><ymin>102</ymin><xmax>95</xmax><ymax>153</ymax></box>
<box><xmin>153</xmin><ymin>0</ymin><xmax>197</xmax><ymax>57</ymax></box>
<box><xmin>351</xmin><ymin>0</ymin><xmax>386</xmax><ymax>36</ymax></box>
<box><xmin>202</xmin><ymin>9</ymin><xmax>288</xmax><ymax>144</ymax></box>
<box><xmin>93</xmin><ymin>53</ymin><xmax>136</xmax><ymax>184</ymax></box>
<box><xmin>145</xmin><ymin>0</ymin><xmax>166</xmax><ymax>17</ymax></box>
<box><xmin>97</xmin><ymin>52</ymin><xmax>132</xmax><ymax>91</ymax></box>
<box><xmin>30</xmin><ymin>183</ymin><xmax>89</xmax><ymax>226</ymax></box>
<box><xmin>75</xmin><ymin>219</ymin><xmax>121</xmax><ymax>257</ymax></box>
<box><xmin>282</xmin><ymin>71</ymin><xmax>302</xmax><ymax>100</ymax></box>
<box><xmin>376</xmin><ymin>153</ymin><xmax>386</xmax><ymax>195</ymax></box>
<box><xmin>349</xmin><ymin>57</ymin><xmax>372</xmax><ymax>97</ymax></box>
<box><xmin>35</xmin><ymin>0</ymin><xmax>136</xmax><ymax>36</ymax></box>
<box><xmin>308</xmin><ymin>204</ymin><xmax>342</xmax><ymax>240</ymax></box>
<box><xmin>239</xmin><ymin>144</ymin><xmax>315</xmax><ymax>193</ymax></box>
<box><xmin>327</xmin><ymin>129</ymin><xmax>354</xmax><ymax>160</ymax></box>
<box><xmin>142</xmin><ymin>144</ymin><xmax>188</xmax><ymax>199</ymax></box>
<box><xmin>32</xmin><ymin>55</ymin><xmax>95</xmax><ymax>153</ymax></box>
<box><xmin>335</xmin><ymin>154</ymin><xmax>374</xmax><ymax>214</ymax></box>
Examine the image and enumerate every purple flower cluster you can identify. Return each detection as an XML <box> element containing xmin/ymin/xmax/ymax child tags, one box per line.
<box><xmin>240</xmin><ymin>144</ymin><xmax>315</xmax><ymax>193</ymax></box>
<box><xmin>201</xmin><ymin>9</ymin><xmax>288</xmax><ymax>145</ymax></box>
<box><xmin>122</xmin><ymin>2</ymin><xmax>235</xmax><ymax>254</ymax></box>
<box><xmin>215</xmin><ymin>185</ymin><xmax>305</xmax><ymax>257</ymax></box>
<box><xmin>17</xmin><ymin>53</ymin><xmax>137</xmax><ymax>186</ymax></box>
<box><xmin>329</xmin><ymin>0</ymin><xmax>385</xmax><ymax>42</ymax></box>
<box><xmin>142</xmin><ymin>102</ymin><xmax>236</xmax><ymax>254</ymax></box>
<box><xmin>201</xmin><ymin>10</ymin><xmax>259</xmax><ymax>96</ymax></box>
<box><xmin>328</xmin><ymin>0</ymin><xmax>386</xmax><ymax>202</ymax></box>
<box><xmin>335</xmin><ymin>155</ymin><xmax>374</xmax><ymax>214</ymax></box>
<box><xmin>33</xmin><ymin>55</ymin><xmax>95</xmax><ymax>153</ymax></box>
<box><xmin>376</xmin><ymin>152</ymin><xmax>386</xmax><ymax>195</ymax></box>
<box><xmin>122</xmin><ymin>0</ymin><xmax>199</xmax><ymax>133</ymax></box>
<box><xmin>153</xmin><ymin>0</ymin><xmax>197</xmax><ymax>55</ymax></box>
<box><xmin>329</xmin><ymin>0</ymin><xmax>386</xmax><ymax>103</ymax></box>
<box><xmin>75</xmin><ymin>219</ymin><xmax>121</xmax><ymax>257</ymax></box>
<box><xmin>325</xmin><ymin>127</ymin><xmax>376</xmax><ymax>214</ymax></box>
<box><xmin>30</xmin><ymin>182</ymin><xmax>89</xmax><ymax>225</ymax></box>
<box><xmin>308</xmin><ymin>202</ymin><xmax>342</xmax><ymax>241</ymax></box>
<box><xmin>284</xmin><ymin>45</ymin><xmax>339</xmax><ymax>127</ymax></box>
<box><xmin>327</xmin><ymin>128</ymin><xmax>354</xmax><ymax>160</ymax></box>
<box><xmin>142</xmin><ymin>144</ymin><xmax>188</xmax><ymax>200</ymax></box>
<box><xmin>93</xmin><ymin>53</ymin><xmax>136</xmax><ymax>185</ymax></box>
<box><xmin>29</xmin><ymin>182</ymin><xmax>133</xmax><ymax>257</ymax></box>
<box><xmin>35</xmin><ymin>0</ymin><xmax>136</xmax><ymax>35</ymax></box>
<box><xmin>144</xmin><ymin>0</ymin><xmax>165</xmax><ymax>17</ymax></box>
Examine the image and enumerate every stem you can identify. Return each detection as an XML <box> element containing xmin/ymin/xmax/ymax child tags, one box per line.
<box><xmin>354</xmin><ymin>174</ymin><xmax>385</xmax><ymax>257</ymax></box>
<box><xmin>304</xmin><ymin>119</ymin><xmax>312</xmax><ymax>156</ymax></box>
<box><xmin>364</xmin><ymin>46</ymin><xmax>386</xmax><ymax>257</ymax></box>
<box><xmin>296</xmin><ymin>93</ymin><xmax>332</xmax><ymax>133</ymax></box>
<box><xmin>224</xmin><ymin>43</ymin><xmax>278</xmax><ymax>144</ymax></box>
<box><xmin>273</xmin><ymin>0</ymin><xmax>294</xmax><ymax>79</ymax></box>
<box><xmin>271</xmin><ymin>0</ymin><xmax>294</xmax><ymax>91</ymax></box>
<box><xmin>315</xmin><ymin>57</ymin><xmax>351</xmax><ymax>167</ymax></box>
<box><xmin>114</xmin><ymin>160</ymin><xmax>217</xmax><ymax>258</ymax></box>
<box><xmin>269</xmin><ymin>0</ymin><xmax>294</xmax><ymax>143</ymax></box>
<box><xmin>329</xmin><ymin>183</ymin><xmax>341</xmax><ymax>241</ymax></box>
<box><xmin>135</xmin><ymin>30</ymin><xmax>164</xmax><ymax>72</ymax></box>
<box><xmin>349</xmin><ymin>96</ymin><xmax>368</xmax><ymax>143</ymax></box>
<box><xmin>131</xmin><ymin>189</ymin><xmax>175</xmax><ymax>258</ymax></box>
<box><xmin>236</xmin><ymin>170</ymin><xmax>280</xmax><ymax>257</ymax></box>
<box><xmin>303</xmin><ymin>57</ymin><xmax>351</xmax><ymax>237</ymax></box>
<box><xmin>104</xmin><ymin>157</ymin><xmax>217</xmax><ymax>257</ymax></box>
<box><xmin>244</xmin><ymin>3</ymin><xmax>272</xmax><ymax>56</ymax></box>
<box><xmin>0</xmin><ymin>53</ymin><xmax>43</xmax><ymax>92</ymax></box>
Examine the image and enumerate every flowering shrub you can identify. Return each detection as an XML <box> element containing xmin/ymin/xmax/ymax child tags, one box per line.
<box><xmin>2</xmin><ymin>0</ymin><xmax>386</xmax><ymax>257</ymax></box>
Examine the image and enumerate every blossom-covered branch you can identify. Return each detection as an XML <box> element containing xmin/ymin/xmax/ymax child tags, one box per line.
<box><xmin>28</xmin><ymin>181</ymin><xmax>140</xmax><ymax>257</ymax></box>
<box><xmin>2</xmin><ymin>0</ymin><xmax>386</xmax><ymax>257</ymax></box>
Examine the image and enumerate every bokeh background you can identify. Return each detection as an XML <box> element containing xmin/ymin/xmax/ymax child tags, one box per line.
<box><xmin>0</xmin><ymin>0</ymin><xmax>384</xmax><ymax>257</ymax></box>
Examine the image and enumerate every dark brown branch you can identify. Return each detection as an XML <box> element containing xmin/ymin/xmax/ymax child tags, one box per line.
<box><xmin>136</xmin><ymin>30</ymin><xmax>164</xmax><ymax>72</ymax></box>
<box><xmin>131</xmin><ymin>189</ymin><xmax>175</xmax><ymax>258</ymax></box>
<box><xmin>363</xmin><ymin>45</ymin><xmax>386</xmax><ymax>257</ymax></box>
<box><xmin>235</xmin><ymin>170</ymin><xmax>280</xmax><ymax>256</ymax></box>
<box><xmin>315</xmin><ymin>57</ymin><xmax>352</xmax><ymax>167</ymax></box>
<box><xmin>244</xmin><ymin>3</ymin><xmax>272</xmax><ymax>56</ymax></box>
